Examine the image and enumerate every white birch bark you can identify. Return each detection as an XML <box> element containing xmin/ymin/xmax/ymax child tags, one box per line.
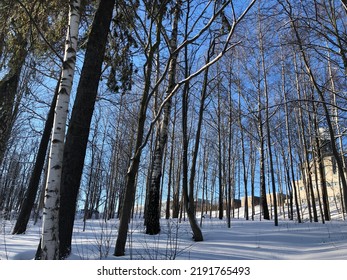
<box><xmin>39</xmin><ymin>0</ymin><xmax>81</xmax><ymax>260</ymax></box>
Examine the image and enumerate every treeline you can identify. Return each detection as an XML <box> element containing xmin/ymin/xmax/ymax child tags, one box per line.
<box><xmin>0</xmin><ymin>0</ymin><xmax>346</xmax><ymax>260</ymax></box>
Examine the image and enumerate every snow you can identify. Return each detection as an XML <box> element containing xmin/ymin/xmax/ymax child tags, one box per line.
<box><xmin>1</xmin><ymin>208</ymin><xmax>347</xmax><ymax>260</ymax></box>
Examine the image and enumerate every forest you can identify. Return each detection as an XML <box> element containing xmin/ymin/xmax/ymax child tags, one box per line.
<box><xmin>0</xmin><ymin>0</ymin><xmax>347</xmax><ymax>260</ymax></box>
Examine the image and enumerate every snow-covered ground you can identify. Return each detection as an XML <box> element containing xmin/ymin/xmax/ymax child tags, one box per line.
<box><xmin>1</xmin><ymin>208</ymin><xmax>347</xmax><ymax>260</ymax></box>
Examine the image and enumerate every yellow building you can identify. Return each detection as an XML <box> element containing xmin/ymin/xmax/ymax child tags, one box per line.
<box><xmin>295</xmin><ymin>155</ymin><xmax>344</xmax><ymax>207</ymax></box>
<box><xmin>241</xmin><ymin>193</ymin><xmax>286</xmax><ymax>208</ymax></box>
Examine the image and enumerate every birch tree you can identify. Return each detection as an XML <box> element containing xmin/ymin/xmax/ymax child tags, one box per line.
<box><xmin>59</xmin><ymin>0</ymin><xmax>116</xmax><ymax>259</ymax></box>
<box><xmin>36</xmin><ymin>0</ymin><xmax>81</xmax><ymax>260</ymax></box>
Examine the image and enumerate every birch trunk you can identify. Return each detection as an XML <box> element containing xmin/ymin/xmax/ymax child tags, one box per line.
<box><xmin>59</xmin><ymin>0</ymin><xmax>115</xmax><ymax>259</ymax></box>
<box><xmin>37</xmin><ymin>0</ymin><xmax>81</xmax><ymax>260</ymax></box>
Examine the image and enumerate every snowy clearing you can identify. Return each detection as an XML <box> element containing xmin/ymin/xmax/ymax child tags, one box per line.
<box><xmin>1</xmin><ymin>209</ymin><xmax>347</xmax><ymax>260</ymax></box>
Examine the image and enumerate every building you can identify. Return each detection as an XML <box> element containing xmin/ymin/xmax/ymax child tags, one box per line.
<box><xmin>295</xmin><ymin>155</ymin><xmax>344</xmax><ymax>205</ymax></box>
<box><xmin>294</xmin><ymin>129</ymin><xmax>345</xmax><ymax>209</ymax></box>
<box><xmin>241</xmin><ymin>196</ymin><xmax>260</xmax><ymax>208</ymax></box>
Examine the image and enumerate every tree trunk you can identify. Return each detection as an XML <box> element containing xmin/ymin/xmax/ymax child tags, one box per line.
<box><xmin>258</xmin><ymin>19</ymin><xmax>278</xmax><ymax>225</ymax></box>
<box><xmin>328</xmin><ymin>55</ymin><xmax>346</xmax><ymax>217</ymax></box>
<box><xmin>165</xmin><ymin>104</ymin><xmax>177</xmax><ymax>220</ymax></box>
<box><xmin>312</xmin><ymin>112</ymin><xmax>331</xmax><ymax>221</ymax></box>
<box><xmin>238</xmin><ymin>90</ymin><xmax>248</xmax><ymax>221</ymax></box>
<box><xmin>312</xmin><ymin>143</ymin><xmax>326</xmax><ymax>224</ymax></box>
<box><xmin>258</xmin><ymin>97</ymin><xmax>270</xmax><ymax>220</ymax></box>
<box><xmin>217</xmin><ymin>83</ymin><xmax>224</xmax><ymax>220</ymax></box>
<box><xmin>36</xmin><ymin>0</ymin><xmax>81</xmax><ymax>260</ymax></box>
<box><xmin>305</xmin><ymin>111</ymin><xmax>318</xmax><ymax>222</ymax></box>
<box><xmin>284</xmin><ymin>0</ymin><xmax>347</xmax><ymax>219</ymax></box>
<box><xmin>58</xmin><ymin>0</ymin><xmax>115</xmax><ymax>259</ymax></box>
<box><xmin>250</xmin><ymin>144</ymin><xmax>256</xmax><ymax>221</ymax></box>
<box><xmin>265</xmin><ymin>83</ymin><xmax>278</xmax><ymax>226</ymax></box>
<box><xmin>181</xmin><ymin>43</ymin><xmax>212</xmax><ymax>242</ymax></box>
<box><xmin>12</xmin><ymin>79</ymin><xmax>59</xmax><ymax>234</ymax></box>
<box><xmin>172</xmin><ymin>154</ymin><xmax>182</xmax><ymax>219</ymax></box>
<box><xmin>0</xmin><ymin>49</ymin><xmax>27</xmax><ymax>166</ymax></box>
<box><xmin>114</xmin><ymin>5</ymin><xmax>164</xmax><ymax>255</ymax></box>
<box><xmin>145</xmin><ymin>0</ymin><xmax>181</xmax><ymax>235</ymax></box>
<box><xmin>283</xmin><ymin>92</ymin><xmax>301</xmax><ymax>223</ymax></box>
<box><xmin>227</xmin><ymin>77</ymin><xmax>235</xmax><ymax>226</ymax></box>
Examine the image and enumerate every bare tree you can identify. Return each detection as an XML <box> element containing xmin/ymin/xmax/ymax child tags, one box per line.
<box><xmin>281</xmin><ymin>0</ymin><xmax>347</xmax><ymax>215</ymax></box>
<box><xmin>59</xmin><ymin>0</ymin><xmax>116</xmax><ymax>259</ymax></box>
<box><xmin>36</xmin><ymin>0</ymin><xmax>81</xmax><ymax>260</ymax></box>
<box><xmin>145</xmin><ymin>0</ymin><xmax>181</xmax><ymax>235</ymax></box>
<box><xmin>12</xmin><ymin>79</ymin><xmax>59</xmax><ymax>234</ymax></box>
